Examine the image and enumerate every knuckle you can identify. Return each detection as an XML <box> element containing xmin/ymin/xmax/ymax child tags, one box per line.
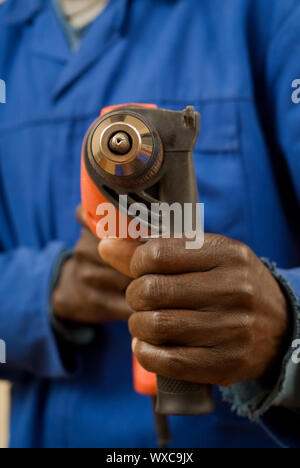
<box><xmin>143</xmin><ymin>275</ymin><xmax>163</xmax><ymax>307</ymax></box>
<box><xmin>225</xmin><ymin>239</ymin><xmax>251</xmax><ymax>266</ymax></box>
<box><xmin>214</xmin><ymin>234</ymin><xmax>229</xmax><ymax>249</ymax></box>
<box><xmin>132</xmin><ymin>240</ymin><xmax>166</xmax><ymax>277</ymax></box>
<box><xmin>130</xmin><ymin>311</ymin><xmax>175</xmax><ymax>345</ymax></box>
<box><xmin>209</xmin><ymin>234</ymin><xmax>230</xmax><ymax>254</ymax></box>
<box><xmin>143</xmin><ymin>274</ymin><xmax>158</xmax><ymax>298</ymax></box>
<box><xmin>147</xmin><ymin>239</ymin><xmax>167</xmax><ymax>267</ymax></box>
<box><xmin>150</xmin><ymin>311</ymin><xmax>170</xmax><ymax>342</ymax></box>
<box><xmin>204</xmin><ymin>234</ymin><xmax>226</xmax><ymax>260</ymax></box>
<box><xmin>127</xmin><ymin>275</ymin><xmax>159</xmax><ymax>310</ymax></box>
<box><xmin>236</xmin><ymin>243</ymin><xmax>252</xmax><ymax>266</ymax></box>
<box><xmin>238</xmin><ymin>313</ymin><xmax>255</xmax><ymax>345</ymax></box>
<box><xmin>165</xmin><ymin>351</ymin><xmax>184</xmax><ymax>377</ymax></box>
<box><xmin>151</xmin><ymin>311</ymin><xmax>163</xmax><ymax>335</ymax></box>
<box><xmin>239</xmin><ymin>280</ymin><xmax>256</xmax><ymax>307</ymax></box>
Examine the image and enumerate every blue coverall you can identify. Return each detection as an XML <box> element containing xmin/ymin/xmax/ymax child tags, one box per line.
<box><xmin>0</xmin><ymin>0</ymin><xmax>300</xmax><ymax>448</ymax></box>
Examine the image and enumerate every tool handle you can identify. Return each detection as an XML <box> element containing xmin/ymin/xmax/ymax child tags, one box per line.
<box><xmin>133</xmin><ymin>355</ymin><xmax>157</xmax><ymax>396</ymax></box>
<box><xmin>156</xmin><ymin>376</ymin><xmax>214</xmax><ymax>416</ymax></box>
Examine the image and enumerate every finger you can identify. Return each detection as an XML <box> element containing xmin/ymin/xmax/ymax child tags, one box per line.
<box><xmin>99</xmin><ymin>238</ymin><xmax>141</xmax><ymax>278</ymax></box>
<box><xmin>132</xmin><ymin>339</ymin><xmax>231</xmax><ymax>385</ymax></box>
<box><xmin>80</xmin><ymin>262</ymin><xmax>131</xmax><ymax>291</ymax></box>
<box><xmin>77</xmin><ymin>289</ymin><xmax>134</xmax><ymax>323</ymax></box>
<box><xmin>129</xmin><ymin>310</ymin><xmax>243</xmax><ymax>347</ymax></box>
<box><xmin>126</xmin><ymin>270</ymin><xmax>239</xmax><ymax>311</ymax></box>
<box><xmin>130</xmin><ymin>235</ymin><xmax>243</xmax><ymax>278</ymax></box>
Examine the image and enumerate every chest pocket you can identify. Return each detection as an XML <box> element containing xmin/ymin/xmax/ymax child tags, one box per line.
<box><xmin>195</xmin><ymin>101</ymin><xmax>248</xmax><ymax>242</ymax></box>
<box><xmin>158</xmin><ymin>100</ymin><xmax>248</xmax><ymax>243</ymax></box>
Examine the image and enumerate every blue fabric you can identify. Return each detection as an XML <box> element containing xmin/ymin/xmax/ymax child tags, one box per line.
<box><xmin>0</xmin><ymin>0</ymin><xmax>300</xmax><ymax>448</ymax></box>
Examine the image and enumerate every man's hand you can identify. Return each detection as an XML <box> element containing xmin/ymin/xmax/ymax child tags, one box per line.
<box><xmin>52</xmin><ymin>208</ymin><xmax>133</xmax><ymax>324</ymax></box>
<box><xmin>100</xmin><ymin>235</ymin><xmax>289</xmax><ymax>386</ymax></box>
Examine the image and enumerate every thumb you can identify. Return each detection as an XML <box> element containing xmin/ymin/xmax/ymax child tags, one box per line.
<box><xmin>99</xmin><ymin>238</ymin><xmax>140</xmax><ymax>278</ymax></box>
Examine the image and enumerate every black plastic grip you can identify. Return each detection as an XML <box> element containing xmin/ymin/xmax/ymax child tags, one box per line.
<box><xmin>156</xmin><ymin>376</ymin><xmax>214</xmax><ymax>416</ymax></box>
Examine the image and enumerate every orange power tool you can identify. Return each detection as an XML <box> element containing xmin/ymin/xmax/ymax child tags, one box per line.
<box><xmin>81</xmin><ymin>104</ymin><xmax>214</xmax><ymax>446</ymax></box>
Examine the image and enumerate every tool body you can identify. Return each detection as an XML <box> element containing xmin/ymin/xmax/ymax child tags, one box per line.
<box><xmin>81</xmin><ymin>104</ymin><xmax>214</xmax><ymax>440</ymax></box>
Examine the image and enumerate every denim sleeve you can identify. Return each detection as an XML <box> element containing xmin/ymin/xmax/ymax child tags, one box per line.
<box><xmin>0</xmin><ymin>242</ymin><xmax>82</xmax><ymax>380</ymax></box>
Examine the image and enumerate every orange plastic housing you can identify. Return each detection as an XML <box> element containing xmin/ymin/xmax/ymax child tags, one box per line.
<box><xmin>81</xmin><ymin>103</ymin><xmax>157</xmax><ymax>397</ymax></box>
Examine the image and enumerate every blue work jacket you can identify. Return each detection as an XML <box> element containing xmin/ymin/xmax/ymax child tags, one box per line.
<box><xmin>0</xmin><ymin>0</ymin><xmax>300</xmax><ymax>448</ymax></box>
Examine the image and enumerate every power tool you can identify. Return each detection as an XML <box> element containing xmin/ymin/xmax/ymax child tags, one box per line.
<box><xmin>81</xmin><ymin>103</ymin><xmax>215</xmax><ymax>446</ymax></box>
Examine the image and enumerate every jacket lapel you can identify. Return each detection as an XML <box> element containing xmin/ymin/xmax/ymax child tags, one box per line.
<box><xmin>52</xmin><ymin>0</ymin><xmax>130</xmax><ymax>100</ymax></box>
<box><xmin>30</xmin><ymin>1</ymin><xmax>71</xmax><ymax>64</ymax></box>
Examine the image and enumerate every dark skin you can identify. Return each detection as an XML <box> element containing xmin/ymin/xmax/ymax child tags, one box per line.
<box><xmin>99</xmin><ymin>235</ymin><xmax>289</xmax><ymax>387</ymax></box>
<box><xmin>52</xmin><ymin>207</ymin><xmax>133</xmax><ymax>324</ymax></box>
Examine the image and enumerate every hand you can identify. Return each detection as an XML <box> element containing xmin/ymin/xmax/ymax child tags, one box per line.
<box><xmin>100</xmin><ymin>235</ymin><xmax>289</xmax><ymax>386</ymax></box>
<box><xmin>52</xmin><ymin>207</ymin><xmax>133</xmax><ymax>324</ymax></box>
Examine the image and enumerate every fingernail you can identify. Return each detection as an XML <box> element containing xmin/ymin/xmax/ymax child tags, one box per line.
<box><xmin>132</xmin><ymin>337</ymin><xmax>138</xmax><ymax>353</ymax></box>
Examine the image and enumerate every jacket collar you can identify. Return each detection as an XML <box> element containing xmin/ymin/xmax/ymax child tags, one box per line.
<box><xmin>52</xmin><ymin>0</ymin><xmax>130</xmax><ymax>99</ymax></box>
<box><xmin>1</xmin><ymin>0</ymin><xmax>44</xmax><ymax>25</ymax></box>
<box><xmin>31</xmin><ymin>1</ymin><xmax>71</xmax><ymax>64</ymax></box>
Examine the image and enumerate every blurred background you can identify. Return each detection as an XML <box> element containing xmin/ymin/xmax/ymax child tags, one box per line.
<box><xmin>0</xmin><ymin>0</ymin><xmax>8</xmax><ymax>452</ymax></box>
